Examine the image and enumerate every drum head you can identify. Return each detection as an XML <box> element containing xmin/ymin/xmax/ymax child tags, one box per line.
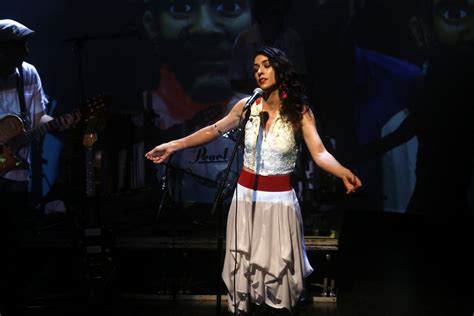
<box><xmin>159</xmin><ymin>133</ymin><xmax>242</xmax><ymax>226</ymax></box>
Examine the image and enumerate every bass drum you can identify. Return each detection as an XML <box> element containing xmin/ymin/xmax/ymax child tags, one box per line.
<box><xmin>163</xmin><ymin>131</ymin><xmax>242</xmax><ymax>224</ymax></box>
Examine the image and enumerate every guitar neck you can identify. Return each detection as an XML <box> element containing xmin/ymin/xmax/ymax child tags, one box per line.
<box><xmin>8</xmin><ymin>94</ymin><xmax>106</xmax><ymax>153</ymax></box>
<box><xmin>85</xmin><ymin>147</ymin><xmax>96</xmax><ymax>197</ymax></box>
<box><xmin>25</xmin><ymin>109</ymin><xmax>81</xmax><ymax>140</ymax></box>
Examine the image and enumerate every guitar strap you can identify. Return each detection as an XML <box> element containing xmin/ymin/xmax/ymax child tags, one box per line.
<box><xmin>16</xmin><ymin>65</ymin><xmax>28</xmax><ymax>126</ymax></box>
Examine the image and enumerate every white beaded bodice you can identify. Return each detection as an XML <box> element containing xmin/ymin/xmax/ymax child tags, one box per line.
<box><xmin>243</xmin><ymin>100</ymin><xmax>297</xmax><ymax>175</ymax></box>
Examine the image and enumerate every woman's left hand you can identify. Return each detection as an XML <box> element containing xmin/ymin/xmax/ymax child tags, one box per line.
<box><xmin>342</xmin><ymin>171</ymin><xmax>362</xmax><ymax>194</ymax></box>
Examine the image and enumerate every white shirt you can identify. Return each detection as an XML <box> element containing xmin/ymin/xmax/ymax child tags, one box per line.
<box><xmin>0</xmin><ymin>62</ymin><xmax>47</xmax><ymax>181</ymax></box>
<box><xmin>243</xmin><ymin>99</ymin><xmax>297</xmax><ymax>176</ymax></box>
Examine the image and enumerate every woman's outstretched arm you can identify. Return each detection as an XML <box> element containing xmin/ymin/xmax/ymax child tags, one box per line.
<box><xmin>301</xmin><ymin>107</ymin><xmax>362</xmax><ymax>193</ymax></box>
<box><xmin>145</xmin><ymin>98</ymin><xmax>247</xmax><ymax>164</ymax></box>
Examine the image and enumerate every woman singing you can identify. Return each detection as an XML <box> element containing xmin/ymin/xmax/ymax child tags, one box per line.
<box><xmin>146</xmin><ymin>46</ymin><xmax>361</xmax><ymax>315</ymax></box>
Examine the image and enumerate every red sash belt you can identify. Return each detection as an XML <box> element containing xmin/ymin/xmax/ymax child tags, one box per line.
<box><xmin>238</xmin><ymin>169</ymin><xmax>292</xmax><ymax>192</ymax></box>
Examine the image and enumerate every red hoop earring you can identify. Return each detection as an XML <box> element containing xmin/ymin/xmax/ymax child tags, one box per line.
<box><xmin>279</xmin><ymin>83</ymin><xmax>288</xmax><ymax>100</ymax></box>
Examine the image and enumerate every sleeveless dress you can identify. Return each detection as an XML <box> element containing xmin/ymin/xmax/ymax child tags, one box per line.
<box><xmin>222</xmin><ymin>100</ymin><xmax>313</xmax><ymax>313</ymax></box>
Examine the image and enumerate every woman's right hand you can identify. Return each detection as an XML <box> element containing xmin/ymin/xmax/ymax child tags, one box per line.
<box><xmin>145</xmin><ymin>142</ymin><xmax>177</xmax><ymax>164</ymax></box>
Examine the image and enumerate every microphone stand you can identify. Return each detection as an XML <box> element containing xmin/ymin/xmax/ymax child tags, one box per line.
<box><xmin>212</xmin><ymin>106</ymin><xmax>251</xmax><ymax>316</ymax></box>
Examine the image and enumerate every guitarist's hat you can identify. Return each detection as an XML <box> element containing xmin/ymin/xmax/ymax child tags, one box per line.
<box><xmin>0</xmin><ymin>19</ymin><xmax>35</xmax><ymax>43</ymax></box>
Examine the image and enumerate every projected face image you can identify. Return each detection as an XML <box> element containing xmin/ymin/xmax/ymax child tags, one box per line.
<box><xmin>306</xmin><ymin>0</ymin><xmax>355</xmax><ymax>36</ymax></box>
<box><xmin>158</xmin><ymin>0</ymin><xmax>250</xmax><ymax>39</ymax></box>
<box><xmin>148</xmin><ymin>0</ymin><xmax>251</xmax><ymax>102</ymax></box>
<box><xmin>432</xmin><ymin>0</ymin><xmax>474</xmax><ymax>51</ymax></box>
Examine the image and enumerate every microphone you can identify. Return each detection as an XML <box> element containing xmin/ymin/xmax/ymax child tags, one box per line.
<box><xmin>243</xmin><ymin>88</ymin><xmax>264</xmax><ymax>112</ymax></box>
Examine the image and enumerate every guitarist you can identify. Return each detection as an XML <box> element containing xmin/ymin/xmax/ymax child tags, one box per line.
<box><xmin>0</xmin><ymin>19</ymin><xmax>78</xmax><ymax>314</ymax></box>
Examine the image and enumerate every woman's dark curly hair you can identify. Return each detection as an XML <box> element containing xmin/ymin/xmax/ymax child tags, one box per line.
<box><xmin>255</xmin><ymin>46</ymin><xmax>308</xmax><ymax>132</ymax></box>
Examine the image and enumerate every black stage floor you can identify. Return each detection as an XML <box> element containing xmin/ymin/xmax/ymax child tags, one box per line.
<box><xmin>5</xmin><ymin>190</ymin><xmax>474</xmax><ymax>316</ymax></box>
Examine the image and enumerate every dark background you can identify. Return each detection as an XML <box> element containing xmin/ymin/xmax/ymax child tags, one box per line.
<box><xmin>1</xmin><ymin>0</ymin><xmax>473</xmax><ymax>315</ymax></box>
<box><xmin>2</xmin><ymin>0</ymin><xmax>421</xmax><ymax>113</ymax></box>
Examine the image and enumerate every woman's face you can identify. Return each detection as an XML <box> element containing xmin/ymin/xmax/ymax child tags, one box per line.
<box><xmin>253</xmin><ymin>54</ymin><xmax>277</xmax><ymax>90</ymax></box>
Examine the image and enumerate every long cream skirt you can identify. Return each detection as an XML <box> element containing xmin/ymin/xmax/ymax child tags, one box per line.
<box><xmin>222</xmin><ymin>183</ymin><xmax>313</xmax><ymax>313</ymax></box>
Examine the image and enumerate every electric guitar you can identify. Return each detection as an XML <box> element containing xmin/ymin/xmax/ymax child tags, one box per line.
<box><xmin>81</xmin><ymin>115</ymin><xmax>115</xmax><ymax>300</ymax></box>
<box><xmin>83</xmin><ymin>120</ymin><xmax>100</xmax><ymax>198</ymax></box>
<box><xmin>0</xmin><ymin>94</ymin><xmax>108</xmax><ymax>176</ymax></box>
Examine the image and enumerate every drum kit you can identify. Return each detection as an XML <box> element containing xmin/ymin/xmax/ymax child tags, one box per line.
<box><xmin>98</xmin><ymin>110</ymin><xmax>241</xmax><ymax>233</ymax></box>
<box><xmin>153</xmin><ymin>128</ymin><xmax>242</xmax><ymax>231</ymax></box>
